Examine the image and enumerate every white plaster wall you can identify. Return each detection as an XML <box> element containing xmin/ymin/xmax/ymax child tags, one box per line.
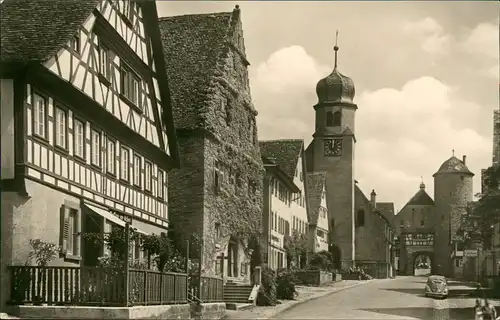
<box><xmin>1</xmin><ymin>79</ymin><xmax>15</xmax><ymax>179</ymax></box>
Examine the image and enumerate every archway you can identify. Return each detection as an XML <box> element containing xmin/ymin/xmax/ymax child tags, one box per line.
<box><xmin>413</xmin><ymin>253</ymin><xmax>432</xmax><ymax>276</ymax></box>
<box><xmin>329</xmin><ymin>244</ymin><xmax>341</xmax><ymax>270</ymax></box>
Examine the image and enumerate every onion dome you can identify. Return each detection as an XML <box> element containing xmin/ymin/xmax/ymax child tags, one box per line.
<box><xmin>316</xmin><ymin>43</ymin><xmax>355</xmax><ymax>104</ymax></box>
<box><xmin>433</xmin><ymin>153</ymin><xmax>474</xmax><ymax>177</ymax></box>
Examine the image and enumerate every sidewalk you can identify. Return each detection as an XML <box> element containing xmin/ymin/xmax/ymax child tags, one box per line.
<box><xmin>224</xmin><ymin>279</ymin><xmax>374</xmax><ymax>319</ymax></box>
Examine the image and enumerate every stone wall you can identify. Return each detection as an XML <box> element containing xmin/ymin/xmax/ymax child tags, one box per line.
<box><xmin>294</xmin><ymin>270</ymin><xmax>333</xmax><ymax>286</ymax></box>
<box><xmin>167</xmin><ymin>135</ymin><xmax>206</xmax><ymax>249</ymax></box>
<box><xmin>10</xmin><ymin>303</ymin><xmax>226</xmax><ymax>319</ymax></box>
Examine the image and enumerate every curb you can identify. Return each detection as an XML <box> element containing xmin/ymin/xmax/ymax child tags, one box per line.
<box><xmin>267</xmin><ymin>279</ymin><xmax>379</xmax><ymax>319</ymax></box>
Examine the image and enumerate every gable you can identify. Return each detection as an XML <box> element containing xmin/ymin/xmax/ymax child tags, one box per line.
<box><xmin>37</xmin><ymin>0</ymin><xmax>172</xmax><ymax>157</ymax></box>
<box><xmin>406</xmin><ymin>189</ymin><xmax>435</xmax><ymax>206</ymax></box>
<box><xmin>306</xmin><ymin>171</ymin><xmax>327</xmax><ymax>225</ymax></box>
<box><xmin>259</xmin><ymin>139</ymin><xmax>304</xmax><ymax>180</ymax></box>
<box><xmin>158</xmin><ymin>12</ymin><xmax>233</xmax><ymax>130</ymax></box>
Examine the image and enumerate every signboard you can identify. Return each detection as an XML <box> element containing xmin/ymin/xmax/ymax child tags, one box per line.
<box><xmin>464</xmin><ymin>249</ymin><xmax>478</xmax><ymax>257</ymax></box>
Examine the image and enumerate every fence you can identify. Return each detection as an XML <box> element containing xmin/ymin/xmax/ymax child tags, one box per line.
<box><xmin>189</xmin><ymin>275</ymin><xmax>224</xmax><ymax>303</ymax></box>
<box><xmin>8</xmin><ymin>266</ymin><xmax>188</xmax><ymax>306</ymax></box>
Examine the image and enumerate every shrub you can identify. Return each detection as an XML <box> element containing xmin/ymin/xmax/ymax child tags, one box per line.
<box><xmin>276</xmin><ymin>268</ymin><xmax>298</xmax><ymax>300</ymax></box>
<box><xmin>308</xmin><ymin>251</ymin><xmax>332</xmax><ymax>271</ymax></box>
<box><xmin>256</xmin><ymin>265</ymin><xmax>277</xmax><ymax>306</ymax></box>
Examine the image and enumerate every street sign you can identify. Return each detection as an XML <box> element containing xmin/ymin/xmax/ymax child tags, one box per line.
<box><xmin>464</xmin><ymin>249</ymin><xmax>478</xmax><ymax>257</ymax></box>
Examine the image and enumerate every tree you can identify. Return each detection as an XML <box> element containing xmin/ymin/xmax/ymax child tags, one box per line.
<box><xmin>283</xmin><ymin>230</ymin><xmax>308</xmax><ymax>268</ymax></box>
<box><xmin>462</xmin><ymin>165</ymin><xmax>500</xmax><ymax>249</ymax></box>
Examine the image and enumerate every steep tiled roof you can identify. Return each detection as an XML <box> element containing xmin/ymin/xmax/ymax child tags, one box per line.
<box><xmin>0</xmin><ymin>0</ymin><xmax>99</xmax><ymax>62</ymax></box>
<box><xmin>159</xmin><ymin>11</ymin><xmax>234</xmax><ymax>129</ymax></box>
<box><xmin>377</xmin><ymin>202</ymin><xmax>396</xmax><ymax>226</ymax></box>
<box><xmin>407</xmin><ymin>189</ymin><xmax>435</xmax><ymax>206</ymax></box>
<box><xmin>259</xmin><ymin>139</ymin><xmax>304</xmax><ymax>180</ymax></box>
<box><xmin>434</xmin><ymin>156</ymin><xmax>474</xmax><ymax>176</ymax></box>
<box><xmin>306</xmin><ymin>172</ymin><xmax>327</xmax><ymax>225</ymax></box>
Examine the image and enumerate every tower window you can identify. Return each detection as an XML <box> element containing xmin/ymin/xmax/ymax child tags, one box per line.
<box><xmin>326</xmin><ymin>111</ymin><xmax>333</xmax><ymax>126</ymax></box>
<box><xmin>333</xmin><ymin>111</ymin><xmax>342</xmax><ymax>126</ymax></box>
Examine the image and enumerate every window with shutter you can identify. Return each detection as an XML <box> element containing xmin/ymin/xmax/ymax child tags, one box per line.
<box><xmin>60</xmin><ymin>202</ymin><xmax>81</xmax><ymax>260</ymax></box>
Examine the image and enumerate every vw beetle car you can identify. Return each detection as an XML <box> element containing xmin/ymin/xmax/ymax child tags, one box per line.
<box><xmin>424</xmin><ymin>275</ymin><xmax>448</xmax><ymax>299</ymax></box>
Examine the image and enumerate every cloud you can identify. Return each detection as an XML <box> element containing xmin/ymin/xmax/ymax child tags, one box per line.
<box><xmin>252</xmin><ymin>46</ymin><xmax>491</xmax><ymax>211</ymax></box>
<box><xmin>403</xmin><ymin>18</ymin><xmax>451</xmax><ymax>55</ymax></box>
<box><xmin>483</xmin><ymin>64</ymin><xmax>499</xmax><ymax>79</ymax></box>
<box><xmin>460</xmin><ymin>22</ymin><xmax>499</xmax><ymax>60</ymax></box>
<box><xmin>403</xmin><ymin>17</ymin><xmax>444</xmax><ymax>34</ymax></box>
<box><xmin>251</xmin><ymin>46</ymin><xmax>330</xmax><ymax>140</ymax></box>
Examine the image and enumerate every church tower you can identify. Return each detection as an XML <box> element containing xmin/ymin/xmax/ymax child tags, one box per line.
<box><xmin>305</xmin><ymin>37</ymin><xmax>357</xmax><ymax>267</ymax></box>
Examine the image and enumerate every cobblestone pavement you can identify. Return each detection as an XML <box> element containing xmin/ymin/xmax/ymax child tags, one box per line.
<box><xmin>272</xmin><ymin>276</ymin><xmax>500</xmax><ymax>320</ymax></box>
<box><xmin>225</xmin><ymin>279</ymin><xmax>370</xmax><ymax>319</ymax></box>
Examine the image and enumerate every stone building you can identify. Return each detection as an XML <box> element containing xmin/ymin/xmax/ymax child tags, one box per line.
<box><xmin>393</xmin><ymin>181</ymin><xmax>436</xmax><ymax>275</ymax></box>
<box><xmin>303</xmin><ymin>44</ymin><xmax>394</xmax><ymax>272</ymax></box>
<box><xmin>0</xmin><ymin>0</ymin><xmax>179</xmax><ymax>309</ymax></box>
<box><xmin>306</xmin><ymin>172</ymin><xmax>329</xmax><ymax>254</ymax></box>
<box><xmin>159</xmin><ymin>6</ymin><xmax>264</xmax><ymax>281</ymax></box>
<box><xmin>260</xmin><ymin>139</ymin><xmax>309</xmax><ymax>269</ymax></box>
<box><xmin>394</xmin><ymin>154</ymin><xmax>474</xmax><ymax>277</ymax></box>
<box><xmin>353</xmin><ymin>186</ymin><xmax>395</xmax><ymax>277</ymax></box>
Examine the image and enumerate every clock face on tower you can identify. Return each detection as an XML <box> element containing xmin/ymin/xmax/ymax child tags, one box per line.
<box><xmin>324</xmin><ymin>139</ymin><xmax>342</xmax><ymax>156</ymax></box>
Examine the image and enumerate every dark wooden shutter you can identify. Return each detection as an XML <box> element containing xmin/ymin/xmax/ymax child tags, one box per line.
<box><xmin>60</xmin><ymin>205</ymin><xmax>69</xmax><ymax>252</ymax></box>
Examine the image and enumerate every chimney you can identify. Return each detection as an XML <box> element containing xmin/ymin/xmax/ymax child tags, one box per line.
<box><xmin>370</xmin><ymin>189</ymin><xmax>377</xmax><ymax>208</ymax></box>
<box><xmin>462</xmin><ymin>155</ymin><xmax>466</xmax><ymax>165</ymax></box>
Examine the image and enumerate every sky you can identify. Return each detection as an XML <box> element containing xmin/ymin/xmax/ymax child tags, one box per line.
<box><xmin>157</xmin><ymin>1</ymin><xmax>499</xmax><ymax>213</ymax></box>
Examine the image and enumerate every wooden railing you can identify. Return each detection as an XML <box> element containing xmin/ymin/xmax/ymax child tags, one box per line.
<box><xmin>189</xmin><ymin>275</ymin><xmax>224</xmax><ymax>303</ymax></box>
<box><xmin>199</xmin><ymin>276</ymin><xmax>224</xmax><ymax>302</ymax></box>
<box><xmin>8</xmin><ymin>266</ymin><xmax>188</xmax><ymax>306</ymax></box>
<box><xmin>129</xmin><ymin>269</ymin><xmax>187</xmax><ymax>305</ymax></box>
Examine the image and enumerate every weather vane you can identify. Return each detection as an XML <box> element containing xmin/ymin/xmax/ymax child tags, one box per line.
<box><xmin>452</xmin><ymin>149</ymin><xmax>455</xmax><ymax>156</ymax></box>
<box><xmin>334</xmin><ymin>30</ymin><xmax>339</xmax><ymax>68</ymax></box>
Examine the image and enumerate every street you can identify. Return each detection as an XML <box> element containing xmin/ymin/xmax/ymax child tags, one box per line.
<box><xmin>273</xmin><ymin>276</ymin><xmax>488</xmax><ymax>320</ymax></box>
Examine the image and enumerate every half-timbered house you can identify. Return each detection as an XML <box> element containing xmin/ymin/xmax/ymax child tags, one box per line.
<box><xmin>0</xmin><ymin>0</ymin><xmax>179</xmax><ymax>308</ymax></box>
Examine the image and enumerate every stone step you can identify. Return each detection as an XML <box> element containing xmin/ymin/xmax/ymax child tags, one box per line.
<box><xmin>224</xmin><ymin>291</ymin><xmax>253</xmax><ymax>296</ymax></box>
<box><xmin>224</xmin><ymin>287</ymin><xmax>253</xmax><ymax>292</ymax></box>
<box><xmin>225</xmin><ymin>300</ymin><xmax>253</xmax><ymax>304</ymax></box>
<box><xmin>226</xmin><ymin>303</ymin><xmax>254</xmax><ymax>311</ymax></box>
<box><xmin>224</xmin><ymin>292</ymin><xmax>252</xmax><ymax>297</ymax></box>
<box><xmin>225</xmin><ymin>284</ymin><xmax>253</xmax><ymax>288</ymax></box>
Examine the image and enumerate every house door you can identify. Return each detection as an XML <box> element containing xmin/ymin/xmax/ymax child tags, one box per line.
<box><xmin>227</xmin><ymin>241</ymin><xmax>238</xmax><ymax>277</ymax></box>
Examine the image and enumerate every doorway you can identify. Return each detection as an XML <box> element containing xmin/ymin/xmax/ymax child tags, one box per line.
<box><xmin>227</xmin><ymin>238</ymin><xmax>239</xmax><ymax>277</ymax></box>
<box><xmin>413</xmin><ymin>253</ymin><xmax>432</xmax><ymax>276</ymax></box>
<box><xmin>82</xmin><ymin>211</ymin><xmax>102</xmax><ymax>267</ymax></box>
